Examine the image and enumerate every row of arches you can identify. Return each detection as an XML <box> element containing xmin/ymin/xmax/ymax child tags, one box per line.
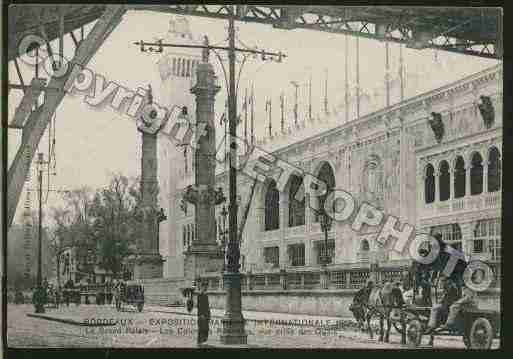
<box><xmin>424</xmin><ymin>147</ymin><xmax>501</xmax><ymax>204</ymax></box>
<box><xmin>172</xmin><ymin>57</ymin><xmax>199</xmax><ymax>78</ymax></box>
<box><xmin>264</xmin><ymin>162</ymin><xmax>336</xmax><ymax>231</ymax></box>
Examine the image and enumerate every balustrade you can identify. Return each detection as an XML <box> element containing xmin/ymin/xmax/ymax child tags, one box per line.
<box><xmin>422</xmin><ymin>192</ymin><xmax>501</xmax><ymax>218</ymax></box>
<box><xmin>329</xmin><ymin>271</ymin><xmax>347</xmax><ymax>289</ymax></box>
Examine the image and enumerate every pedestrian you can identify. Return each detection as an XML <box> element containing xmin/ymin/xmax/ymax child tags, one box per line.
<box><xmin>196</xmin><ymin>280</ymin><xmax>211</xmax><ymax>346</ymax></box>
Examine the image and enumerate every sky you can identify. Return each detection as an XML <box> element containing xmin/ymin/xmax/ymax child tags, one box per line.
<box><xmin>8</xmin><ymin>9</ymin><xmax>499</xmax><ymax>224</ymax></box>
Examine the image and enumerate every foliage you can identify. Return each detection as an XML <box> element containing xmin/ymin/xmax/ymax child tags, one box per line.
<box><xmin>50</xmin><ymin>173</ymin><xmax>149</xmax><ymax>279</ymax></box>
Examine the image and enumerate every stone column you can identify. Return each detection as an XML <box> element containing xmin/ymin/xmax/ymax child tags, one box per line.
<box><xmin>449</xmin><ymin>168</ymin><xmax>454</xmax><ymax>200</ymax></box>
<box><xmin>182</xmin><ymin>61</ymin><xmax>224</xmax><ymax>285</ymax></box>
<box><xmin>134</xmin><ymin>88</ymin><xmax>166</xmax><ymax>280</ymax></box>
<box><xmin>465</xmin><ymin>166</ymin><xmax>471</xmax><ymax>196</ymax></box>
<box><xmin>483</xmin><ymin>160</ymin><xmax>489</xmax><ymax>193</ymax></box>
<box><xmin>434</xmin><ymin>171</ymin><xmax>440</xmax><ymax>202</ymax></box>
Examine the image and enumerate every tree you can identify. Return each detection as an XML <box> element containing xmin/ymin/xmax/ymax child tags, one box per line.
<box><xmin>89</xmin><ymin>174</ymin><xmax>141</xmax><ymax>278</ymax></box>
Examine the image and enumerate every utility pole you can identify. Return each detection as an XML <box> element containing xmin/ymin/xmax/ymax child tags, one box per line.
<box><xmin>280</xmin><ymin>92</ymin><xmax>285</xmax><ymax>133</ymax></box>
<box><xmin>399</xmin><ymin>43</ymin><xmax>405</xmax><ymax>102</ymax></box>
<box><xmin>345</xmin><ymin>35</ymin><xmax>349</xmax><ymax>123</ymax></box>
<box><xmin>385</xmin><ymin>27</ymin><xmax>390</xmax><ymax>108</ymax></box>
<box><xmin>136</xmin><ymin>10</ymin><xmax>285</xmax><ymax>345</ymax></box>
<box><xmin>266</xmin><ymin>98</ymin><xmax>272</xmax><ymax>137</ymax></box>
<box><xmin>356</xmin><ymin>36</ymin><xmax>360</xmax><ymax>119</ymax></box>
<box><xmin>324</xmin><ymin>69</ymin><xmax>328</xmax><ymax>115</ymax></box>
<box><xmin>308</xmin><ymin>73</ymin><xmax>312</xmax><ymax>121</ymax></box>
<box><xmin>244</xmin><ymin>88</ymin><xmax>248</xmax><ymax>143</ymax></box>
<box><xmin>35</xmin><ymin>152</ymin><xmax>46</xmax><ymax>313</ymax></box>
<box><xmin>291</xmin><ymin>81</ymin><xmax>299</xmax><ymax>128</ymax></box>
<box><xmin>250</xmin><ymin>83</ymin><xmax>255</xmax><ymax>146</ymax></box>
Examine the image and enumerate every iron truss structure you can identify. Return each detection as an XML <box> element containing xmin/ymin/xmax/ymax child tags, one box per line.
<box><xmin>6</xmin><ymin>4</ymin><xmax>502</xmax><ymax>229</ymax></box>
<box><xmin>9</xmin><ymin>5</ymin><xmax>503</xmax><ymax>62</ymax></box>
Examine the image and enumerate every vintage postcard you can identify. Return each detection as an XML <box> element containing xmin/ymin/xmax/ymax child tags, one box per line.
<box><xmin>4</xmin><ymin>4</ymin><xmax>502</xmax><ymax>351</ymax></box>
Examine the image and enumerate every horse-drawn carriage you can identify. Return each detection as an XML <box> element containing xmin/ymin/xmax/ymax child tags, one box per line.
<box><xmin>399</xmin><ymin>237</ymin><xmax>500</xmax><ymax>349</ymax></box>
<box><xmin>114</xmin><ymin>281</ymin><xmax>145</xmax><ymax>312</ymax></box>
<box><xmin>351</xmin><ymin>235</ymin><xmax>500</xmax><ymax>349</ymax></box>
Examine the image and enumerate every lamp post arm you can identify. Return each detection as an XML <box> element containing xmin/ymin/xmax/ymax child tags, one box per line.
<box><xmin>235</xmin><ymin>54</ymin><xmax>249</xmax><ymax>101</ymax></box>
<box><xmin>211</xmin><ymin>48</ymin><xmax>230</xmax><ymax>98</ymax></box>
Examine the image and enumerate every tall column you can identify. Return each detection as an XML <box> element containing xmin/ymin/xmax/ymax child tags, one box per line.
<box><xmin>449</xmin><ymin>168</ymin><xmax>454</xmax><ymax>200</ymax></box>
<box><xmin>134</xmin><ymin>91</ymin><xmax>165</xmax><ymax>279</ymax></box>
<box><xmin>465</xmin><ymin>166</ymin><xmax>471</xmax><ymax>196</ymax></box>
<box><xmin>483</xmin><ymin>160</ymin><xmax>489</xmax><ymax>193</ymax></box>
<box><xmin>434</xmin><ymin>171</ymin><xmax>440</xmax><ymax>202</ymax></box>
<box><xmin>183</xmin><ymin>59</ymin><xmax>224</xmax><ymax>283</ymax></box>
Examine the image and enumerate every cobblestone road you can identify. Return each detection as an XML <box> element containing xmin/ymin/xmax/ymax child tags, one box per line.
<box><xmin>6</xmin><ymin>304</ymin><xmax>499</xmax><ymax>349</ymax></box>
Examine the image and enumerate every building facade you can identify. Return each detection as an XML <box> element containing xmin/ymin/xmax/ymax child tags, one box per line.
<box><xmin>164</xmin><ymin>64</ymin><xmax>501</xmax><ymax>278</ymax></box>
<box><xmin>151</xmin><ymin>18</ymin><xmax>501</xmax><ymax>313</ymax></box>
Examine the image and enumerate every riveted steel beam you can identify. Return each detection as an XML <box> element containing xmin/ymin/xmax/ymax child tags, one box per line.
<box><xmin>7</xmin><ymin>5</ymin><xmax>127</xmax><ymax>229</ymax></box>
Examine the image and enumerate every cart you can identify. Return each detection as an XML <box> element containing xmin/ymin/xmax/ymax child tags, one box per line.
<box><xmin>398</xmin><ymin>235</ymin><xmax>500</xmax><ymax>349</ymax></box>
<box><xmin>115</xmin><ymin>281</ymin><xmax>145</xmax><ymax>312</ymax></box>
<box><xmin>404</xmin><ymin>305</ymin><xmax>499</xmax><ymax>349</ymax></box>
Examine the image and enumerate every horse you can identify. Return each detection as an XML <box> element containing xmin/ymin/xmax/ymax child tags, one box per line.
<box><xmin>365</xmin><ymin>281</ymin><xmax>406</xmax><ymax>343</ymax></box>
<box><xmin>349</xmin><ymin>300</ymin><xmax>368</xmax><ymax>331</ymax></box>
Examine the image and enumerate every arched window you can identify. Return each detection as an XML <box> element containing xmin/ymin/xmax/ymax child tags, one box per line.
<box><xmin>183</xmin><ymin>225</ymin><xmax>187</xmax><ymax>247</ymax></box>
<box><xmin>439</xmin><ymin>161</ymin><xmax>450</xmax><ymax>201</ymax></box>
<box><xmin>470</xmin><ymin>153</ymin><xmax>483</xmax><ymax>195</ymax></box>
<box><xmin>172</xmin><ymin>58</ymin><xmax>177</xmax><ymax>76</ymax></box>
<box><xmin>488</xmin><ymin>147</ymin><xmax>501</xmax><ymax>192</ymax></box>
<box><xmin>425</xmin><ymin>164</ymin><xmax>435</xmax><ymax>204</ymax></box>
<box><xmin>181</xmin><ymin>58</ymin><xmax>186</xmax><ymax>77</ymax></box>
<box><xmin>361</xmin><ymin>239</ymin><xmax>370</xmax><ymax>252</ymax></box>
<box><xmin>191</xmin><ymin>60</ymin><xmax>196</xmax><ymax>78</ymax></box>
<box><xmin>264</xmin><ymin>180</ymin><xmax>280</xmax><ymax>231</ymax></box>
<box><xmin>186</xmin><ymin>225</ymin><xmax>191</xmax><ymax>247</ymax></box>
<box><xmin>314</xmin><ymin>162</ymin><xmax>336</xmax><ymax>222</ymax></box>
<box><xmin>288</xmin><ymin>175</ymin><xmax>305</xmax><ymax>227</ymax></box>
<box><xmin>454</xmin><ymin>156</ymin><xmax>466</xmax><ymax>198</ymax></box>
<box><xmin>186</xmin><ymin>59</ymin><xmax>190</xmax><ymax>77</ymax></box>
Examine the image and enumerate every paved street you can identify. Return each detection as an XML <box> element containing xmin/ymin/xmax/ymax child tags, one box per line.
<box><xmin>6</xmin><ymin>304</ymin><xmax>499</xmax><ymax>349</ymax></box>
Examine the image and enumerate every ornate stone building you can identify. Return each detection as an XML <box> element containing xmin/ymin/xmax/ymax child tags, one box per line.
<box><xmin>163</xmin><ymin>63</ymin><xmax>501</xmax><ymax>287</ymax></box>
<box><xmin>151</xmin><ymin>18</ymin><xmax>501</xmax><ymax>314</ymax></box>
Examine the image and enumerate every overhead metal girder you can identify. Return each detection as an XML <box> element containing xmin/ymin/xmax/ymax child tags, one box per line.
<box><xmin>9</xmin><ymin>77</ymin><xmax>47</xmax><ymax>129</ymax></box>
<box><xmin>7</xmin><ymin>5</ymin><xmax>127</xmax><ymax>229</ymax></box>
<box><xmin>128</xmin><ymin>5</ymin><xmax>501</xmax><ymax>59</ymax></box>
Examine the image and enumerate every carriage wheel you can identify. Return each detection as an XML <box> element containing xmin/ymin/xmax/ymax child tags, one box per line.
<box><xmin>406</xmin><ymin>319</ymin><xmax>423</xmax><ymax>348</ymax></box>
<box><xmin>469</xmin><ymin>317</ymin><xmax>493</xmax><ymax>349</ymax></box>
<box><xmin>137</xmin><ymin>302</ymin><xmax>144</xmax><ymax>313</ymax></box>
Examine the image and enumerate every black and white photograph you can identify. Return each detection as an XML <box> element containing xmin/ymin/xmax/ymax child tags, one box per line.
<box><xmin>3</xmin><ymin>4</ymin><xmax>503</xmax><ymax>351</ymax></box>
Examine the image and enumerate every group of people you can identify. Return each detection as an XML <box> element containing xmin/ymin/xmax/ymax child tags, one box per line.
<box><xmin>350</xmin><ymin>272</ymin><xmax>478</xmax><ymax>337</ymax></box>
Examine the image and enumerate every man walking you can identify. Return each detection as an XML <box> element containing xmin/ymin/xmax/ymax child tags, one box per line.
<box><xmin>197</xmin><ymin>280</ymin><xmax>211</xmax><ymax>346</ymax></box>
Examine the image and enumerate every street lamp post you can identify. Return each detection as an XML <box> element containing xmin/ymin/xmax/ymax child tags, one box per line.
<box><xmin>135</xmin><ymin>7</ymin><xmax>285</xmax><ymax>345</ymax></box>
<box><xmin>219</xmin><ymin>205</ymin><xmax>229</xmax><ymax>271</ymax></box>
<box><xmin>319</xmin><ymin>208</ymin><xmax>333</xmax><ymax>266</ymax></box>
<box><xmin>34</xmin><ymin>152</ymin><xmax>46</xmax><ymax>313</ymax></box>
